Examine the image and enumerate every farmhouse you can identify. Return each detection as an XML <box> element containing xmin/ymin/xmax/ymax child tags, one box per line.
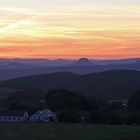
<box><xmin>0</xmin><ymin>110</ymin><xmax>29</xmax><ymax>122</ymax></box>
<box><xmin>30</xmin><ymin>109</ymin><xmax>57</xmax><ymax>122</ymax></box>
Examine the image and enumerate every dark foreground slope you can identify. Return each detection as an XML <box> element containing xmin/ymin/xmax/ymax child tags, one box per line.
<box><xmin>0</xmin><ymin>70</ymin><xmax>140</xmax><ymax>100</ymax></box>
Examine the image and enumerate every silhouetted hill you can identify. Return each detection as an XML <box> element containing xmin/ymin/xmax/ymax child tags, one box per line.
<box><xmin>1</xmin><ymin>70</ymin><xmax>140</xmax><ymax>100</ymax></box>
<box><xmin>0</xmin><ymin>58</ymin><xmax>139</xmax><ymax>81</ymax></box>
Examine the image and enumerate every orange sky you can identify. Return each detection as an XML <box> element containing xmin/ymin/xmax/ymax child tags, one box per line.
<box><xmin>0</xmin><ymin>1</ymin><xmax>140</xmax><ymax>59</ymax></box>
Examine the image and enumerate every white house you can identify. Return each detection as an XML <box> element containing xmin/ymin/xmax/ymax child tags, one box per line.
<box><xmin>29</xmin><ymin>109</ymin><xmax>57</xmax><ymax>122</ymax></box>
<box><xmin>0</xmin><ymin>110</ymin><xmax>29</xmax><ymax>122</ymax></box>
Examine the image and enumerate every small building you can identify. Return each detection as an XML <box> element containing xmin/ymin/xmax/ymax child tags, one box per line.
<box><xmin>30</xmin><ymin>109</ymin><xmax>57</xmax><ymax>122</ymax></box>
<box><xmin>78</xmin><ymin>111</ymin><xmax>90</xmax><ymax>122</ymax></box>
<box><xmin>0</xmin><ymin>110</ymin><xmax>29</xmax><ymax>122</ymax></box>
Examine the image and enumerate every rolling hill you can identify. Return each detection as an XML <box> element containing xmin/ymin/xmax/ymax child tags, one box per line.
<box><xmin>0</xmin><ymin>58</ymin><xmax>139</xmax><ymax>81</ymax></box>
<box><xmin>0</xmin><ymin>70</ymin><xmax>140</xmax><ymax>100</ymax></box>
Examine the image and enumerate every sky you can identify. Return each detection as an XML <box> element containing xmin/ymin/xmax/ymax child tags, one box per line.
<box><xmin>0</xmin><ymin>0</ymin><xmax>140</xmax><ymax>59</ymax></box>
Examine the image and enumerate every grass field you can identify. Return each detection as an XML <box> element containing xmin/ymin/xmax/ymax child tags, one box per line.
<box><xmin>0</xmin><ymin>123</ymin><xmax>140</xmax><ymax>140</ymax></box>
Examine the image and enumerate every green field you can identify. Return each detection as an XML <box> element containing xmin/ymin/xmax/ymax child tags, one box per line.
<box><xmin>0</xmin><ymin>123</ymin><xmax>140</xmax><ymax>140</ymax></box>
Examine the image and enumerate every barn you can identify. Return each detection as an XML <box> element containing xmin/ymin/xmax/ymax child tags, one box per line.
<box><xmin>0</xmin><ymin>110</ymin><xmax>29</xmax><ymax>122</ymax></box>
<box><xmin>29</xmin><ymin>109</ymin><xmax>57</xmax><ymax>122</ymax></box>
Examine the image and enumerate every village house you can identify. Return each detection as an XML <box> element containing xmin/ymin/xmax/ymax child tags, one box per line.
<box><xmin>0</xmin><ymin>110</ymin><xmax>29</xmax><ymax>122</ymax></box>
<box><xmin>0</xmin><ymin>109</ymin><xmax>57</xmax><ymax>122</ymax></box>
<box><xmin>30</xmin><ymin>109</ymin><xmax>57</xmax><ymax>122</ymax></box>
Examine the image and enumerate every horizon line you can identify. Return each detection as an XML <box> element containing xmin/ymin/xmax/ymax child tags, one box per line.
<box><xmin>0</xmin><ymin>57</ymin><xmax>139</xmax><ymax>61</ymax></box>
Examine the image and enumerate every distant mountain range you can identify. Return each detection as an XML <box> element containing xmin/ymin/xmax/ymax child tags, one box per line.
<box><xmin>0</xmin><ymin>58</ymin><xmax>139</xmax><ymax>80</ymax></box>
<box><xmin>0</xmin><ymin>58</ymin><xmax>140</xmax><ymax>67</ymax></box>
<box><xmin>1</xmin><ymin>70</ymin><xmax>140</xmax><ymax>100</ymax></box>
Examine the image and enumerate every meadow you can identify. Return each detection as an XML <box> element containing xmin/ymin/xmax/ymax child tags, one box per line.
<box><xmin>0</xmin><ymin>123</ymin><xmax>140</xmax><ymax>140</ymax></box>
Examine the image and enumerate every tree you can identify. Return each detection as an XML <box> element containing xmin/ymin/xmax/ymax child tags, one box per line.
<box><xmin>59</xmin><ymin>108</ymin><xmax>80</xmax><ymax>123</ymax></box>
<box><xmin>45</xmin><ymin>89</ymin><xmax>90</xmax><ymax>111</ymax></box>
<box><xmin>128</xmin><ymin>90</ymin><xmax>140</xmax><ymax>111</ymax></box>
<box><xmin>110</xmin><ymin>101</ymin><xmax>123</xmax><ymax>110</ymax></box>
<box><xmin>9</xmin><ymin>102</ymin><xmax>29</xmax><ymax>110</ymax></box>
<box><xmin>127</xmin><ymin>112</ymin><xmax>140</xmax><ymax>125</ymax></box>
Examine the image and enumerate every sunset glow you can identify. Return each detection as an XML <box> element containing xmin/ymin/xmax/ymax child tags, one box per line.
<box><xmin>0</xmin><ymin>0</ymin><xmax>140</xmax><ymax>59</ymax></box>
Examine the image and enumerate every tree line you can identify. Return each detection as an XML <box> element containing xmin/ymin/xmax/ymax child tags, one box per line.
<box><xmin>8</xmin><ymin>89</ymin><xmax>140</xmax><ymax>124</ymax></box>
